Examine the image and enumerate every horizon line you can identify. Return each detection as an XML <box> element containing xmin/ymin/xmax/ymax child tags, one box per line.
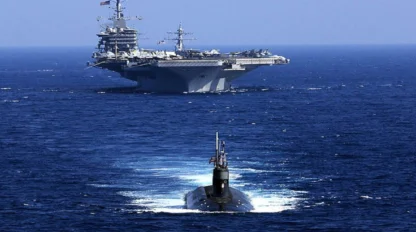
<box><xmin>1</xmin><ymin>43</ymin><xmax>416</xmax><ymax>48</ymax></box>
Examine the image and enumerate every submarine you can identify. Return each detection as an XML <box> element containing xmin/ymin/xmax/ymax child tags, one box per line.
<box><xmin>185</xmin><ymin>133</ymin><xmax>254</xmax><ymax>212</ymax></box>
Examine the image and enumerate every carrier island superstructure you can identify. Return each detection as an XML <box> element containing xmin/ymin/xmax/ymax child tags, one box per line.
<box><xmin>90</xmin><ymin>0</ymin><xmax>290</xmax><ymax>93</ymax></box>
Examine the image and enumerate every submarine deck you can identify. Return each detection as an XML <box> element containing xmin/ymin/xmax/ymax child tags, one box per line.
<box><xmin>185</xmin><ymin>186</ymin><xmax>254</xmax><ymax>212</ymax></box>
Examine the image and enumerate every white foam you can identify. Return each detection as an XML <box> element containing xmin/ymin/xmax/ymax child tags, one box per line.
<box><xmin>126</xmin><ymin>190</ymin><xmax>193</xmax><ymax>214</ymax></box>
<box><xmin>132</xmin><ymin>197</ymin><xmax>184</xmax><ymax>208</ymax></box>
<box><xmin>93</xmin><ymin>159</ymin><xmax>304</xmax><ymax>214</ymax></box>
<box><xmin>120</xmin><ymin>186</ymin><xmax>303</xmax><ymax>214</ymax></box>
<box><xmin>149</xmin><ymin>168</ymin><xmax>178</xmax><ymax>171</ymax></box>
<box><xmin>138</xmin><ymin>208</ymin><xmax>247</xmax><ymax>214</ymax></box>
<box><xmin>178</xmin><ymin>173</ymin><xmax>211</xmax><ymax>186</ymax></box>
<box><xmin>241</xmin><ymin>161</ymin><xmax>262</xmax><ymax>165</ymax></box>
<box><xmin>233</xmin><ymin>168</ymin><xmax>278</xmax><ymax>173</ymax></box>
<box><xmin>248</xmin><ymin>190</ymin><xmax>301</xmax><ymax>213</ymax></box>
<box><xmin>139</xmin><ymin>208</ymin><xmax>201</xmax><ymax>214</ymax></box>
<box><xmin>89</xmin><ymin>184</ymin><xmax>111</xmax><ymax>188</ymax></box>
<box><xmin>3</xmin><ymin>100</ymin><xmax>19</xmax><ymax>103</ymax></box>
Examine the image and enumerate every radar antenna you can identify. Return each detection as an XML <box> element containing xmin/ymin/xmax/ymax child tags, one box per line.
<box><xmin>102</xmin><ymin>0</ymin><xmax>142</xmax><ymax>29</ymax></box>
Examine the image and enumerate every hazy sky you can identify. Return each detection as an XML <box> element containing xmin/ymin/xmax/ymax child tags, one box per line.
<box><xmin>1</xmin><ymin>0</ymin><xmax>415</xmax><ymax>47</ymax></box>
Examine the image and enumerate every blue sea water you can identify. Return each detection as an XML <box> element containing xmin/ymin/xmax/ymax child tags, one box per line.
<box><xmin>0</xmin><ymin>45</ymin><xmax>415</xmax><ymax>231</ymax></box>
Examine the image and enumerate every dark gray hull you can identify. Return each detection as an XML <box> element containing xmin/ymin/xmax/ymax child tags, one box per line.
<box><xmin>94</xmin><ymin>57</ymin><xmax>288</xmax><ymax>93</ymax></box>
<box><xmin>185</xmin><ymin>186</ymin><xmax>254</xmax><ymax>212</ymax></box>
<box><xmin>122</xmin><ymin>64</ymin><xmax>259</xmax><ymax>93</ymax></box>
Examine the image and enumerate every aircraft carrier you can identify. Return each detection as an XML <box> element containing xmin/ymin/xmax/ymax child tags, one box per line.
<box><xmin>89</xmin><ymin>0</ymin><xmax>290</xmax><ymax>93</ymax></box>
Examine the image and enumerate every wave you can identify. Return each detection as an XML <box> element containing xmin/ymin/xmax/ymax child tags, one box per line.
<box><xmin>98</xmin><ymin>165</ymin><xmax>305</xmax><ymax>214</ymax></box>
<box><xmin>3</xmin><ymin>99</ymin><xmax>20</xmax><ymax>103</ymax></box>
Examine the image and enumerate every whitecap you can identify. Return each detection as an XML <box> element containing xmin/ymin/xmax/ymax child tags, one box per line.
<box><xmin>380</xmin><ymin>84</ymin><xmax>392</xmax><ymax>87</ymax></box>
<box><xmin>3</xmin><ymin>100</ymin><xmax>19</xmax><ymax>103</ymax></box>
<box><xmin>88</xmin><ymin>184</ymin><xmax>111</xmax><ymax>188</ymax></box>
<box><xmin>249</xmin><ymin>190</ymin><xmax>303</xmax><ymax>213</ymax></box>
<box><xmin>232</xmin><ymin>168</ymin><xmax>278</xmax><ymax>174</ymax></box>
<box><xmin>42</xmin><ymin>89</ymin><xmax>59</xmax><ymax>92</ymax></box>
<box><xmin>178</xmin><ymin>173</ymin><xmax>212</xmax><ymax>186</ymax></box>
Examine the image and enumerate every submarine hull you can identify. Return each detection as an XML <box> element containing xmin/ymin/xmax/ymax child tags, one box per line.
<box><xmin>185</xmin><ymin>186</ymin><xmax>253</xmax><ymax>212</ymax></box>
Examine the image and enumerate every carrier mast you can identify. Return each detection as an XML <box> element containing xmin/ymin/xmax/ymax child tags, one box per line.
<box><xmin>167</xmin><ymin>24</ymin><xmax>195</xmax><ymax>52</ymax></box>
<box><xmin>116</xmin><ymin>0</ymin><xmax>122</xmax><ymax>20</ymax></box>
<box><xmin>110</xmin><ymin>0</ymin><xmax>127</xmax><ymax>29</ymax></box>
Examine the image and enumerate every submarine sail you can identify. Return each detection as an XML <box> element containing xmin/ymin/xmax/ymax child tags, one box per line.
<box><xmin>185</xmin><ymin>133</ymin><xmax>254</xmax><ymax>212</ymax></box>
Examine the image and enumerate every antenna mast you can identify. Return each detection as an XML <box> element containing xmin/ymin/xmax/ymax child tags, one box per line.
<box><xmin>210</xmin><ymin>132</ymin><xmax>227</xmax><ymax>168</ymax></box>
<box><xmin>176</xmin><ymin>24</ymin><xmax>185</xmax><ymax>51</ymax></box>
<box><xmin>167</xmin><ymin>24</ymin><xmax>195</xmax><ymax>52</ymax></box>
<box><xmin>116</xmin><ymin>0</ymin><xmax>122</xmax><ymax>20</ymax></box>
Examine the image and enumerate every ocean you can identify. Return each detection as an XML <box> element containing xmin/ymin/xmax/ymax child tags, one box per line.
<box><xmin>1</xmin><ymin>45</ymin><xmax>415</xmax><ymax>231</ymax></box>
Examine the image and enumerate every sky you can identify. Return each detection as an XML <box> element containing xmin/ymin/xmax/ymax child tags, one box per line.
<box><xmin>1</xmin><ymin>0</ymin><xmax>415</xmax><ymax>47</ymax></box>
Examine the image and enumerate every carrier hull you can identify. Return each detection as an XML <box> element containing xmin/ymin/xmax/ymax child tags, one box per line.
<box><xmin>122</xmin><ymin>63</ymin><xmax>260</xmax><ymax>93</ymax></box>
<box><xmin>110</xmin><ymin>58</ymin><xmax>286</xmax><ymax>93</ymax></box>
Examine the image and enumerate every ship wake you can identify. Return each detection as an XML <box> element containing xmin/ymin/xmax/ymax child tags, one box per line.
<box><xmin>112</xmin><ymin>166</ymin><xmax>304</xmax><ymax>214</ymax></box>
